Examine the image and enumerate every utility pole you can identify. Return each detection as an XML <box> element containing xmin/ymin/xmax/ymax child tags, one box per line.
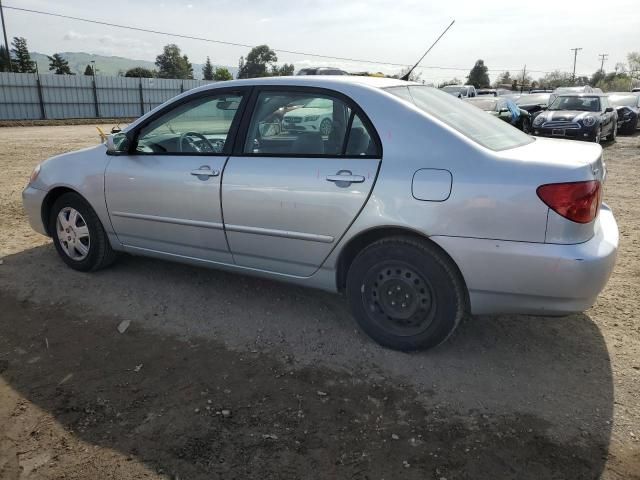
<box><xmin>0</xmin><ymin>0</ymin><xmax>12</xmax><ymax>72</ymax></box>
<box><xmin>520</xmin><ymin>64</ymin><xmax>527</xmax><ymax>93</ymax></box>
<box><xmin>571</xmin><ymin>47</ymin><xmax>582</xmax><ymax>83</ymax></box>
<box><xmin>598</xmin><ymin>53</ymin><xmax>608</xmax><ymax>73</ymax></box>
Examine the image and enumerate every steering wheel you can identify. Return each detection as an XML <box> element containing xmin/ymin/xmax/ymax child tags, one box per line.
<box><xmin>178</xmin><ymin>132</ymin><xmax>215</xmax><ymax>153</ymax></box>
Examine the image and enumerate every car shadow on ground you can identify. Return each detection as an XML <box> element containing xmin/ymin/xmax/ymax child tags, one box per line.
<box><xmin>0</xmin><ymin>244</ymin><xmax>614</xmax><ymax>479</ymax></box>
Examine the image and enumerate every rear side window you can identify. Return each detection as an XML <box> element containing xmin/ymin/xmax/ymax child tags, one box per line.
<box><xmin>387</xmin><ymin>86</ymin><xmax>533</xmax><ymax>151</ymax></box>
<box><xmin>243</xmin><ymin>90</ymin><xmax>380</xmax><ymax>157</ymax></box>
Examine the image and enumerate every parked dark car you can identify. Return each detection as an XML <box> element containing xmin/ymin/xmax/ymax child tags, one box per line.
<box><xmin>608</xmin><ymin>93</ymin><xmax>640</xmax><ymax>134</ymax></box>
<box><xmin>465</xmin><ymin>97</ymin><xmax>532</xmax><ymax>133</ymax></box>
<box><xmin>297</xmin><ymin>67</ymin><xmax>349</xmax><ymax>76</ymax></box>
<box><xmin>515</xmin><ymin>93</ymin><xmax>551</xmax><ymax>115</ymax></box>
<box><xmin>532</xmin><ymin>93</ymin><xmax>617</xmax><ymax>143</ymax></box>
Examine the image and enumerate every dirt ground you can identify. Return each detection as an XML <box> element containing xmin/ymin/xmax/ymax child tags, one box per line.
<box><xmin>0</xmin><ymin>124</ymin><xmax>638</xmax><ymax>479</ymax></box>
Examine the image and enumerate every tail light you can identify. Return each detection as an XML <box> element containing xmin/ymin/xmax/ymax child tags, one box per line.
<box><xmin>536</xmin><ymin>180</ymin><xmax>601</xmax><ymax>224</ymax></box>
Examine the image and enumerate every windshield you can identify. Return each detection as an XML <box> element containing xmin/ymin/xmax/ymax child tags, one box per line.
<box><xmin>467</xmin><ymin>99</ymin><xmax>497</xmax><ymax>110</ymax></box>
<box><xmin>516</xmin><ymin>94</ymin><xmax>550</xmax><ymax>106</ymax></box>
<box><xmin>608</xmin><ymin>95</ymin><xmax>637</xmax><ymax>107</ymax></box>
<box><xmin>548</xmin><ymin>96</ymin><xmax>601</xmax><ymax>112</ymax></box>
<box><xmin>387</xmin><ymin>86</ymin><xmax>533</xmax><ymax>151</ymax></box>
<box><xmin>442</xmin><ymin>86</ymin><xmax>465</xmax><ymax>94</ymax></box>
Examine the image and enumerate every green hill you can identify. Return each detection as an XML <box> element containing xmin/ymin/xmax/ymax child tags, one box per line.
<box><xmin>30</xmin><ymin>52</ymin><xmax>237</xmax><ymax>79</ymax></box>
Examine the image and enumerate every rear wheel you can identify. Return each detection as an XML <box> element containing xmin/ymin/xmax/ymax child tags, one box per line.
<box><xmin>49</xmin><ymin>192</ymin><xmax>117</xmax><ymax>272</ymax></box>
<box><xmin>346</xmin><ymin>237</ymin><xmax>468</xmax><ymax>351</ymax></box>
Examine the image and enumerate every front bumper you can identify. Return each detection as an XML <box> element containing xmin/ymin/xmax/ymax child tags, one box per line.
<box><xmin>533</xmin><ymin>125</ymin><xmax>597</xmax><ymax>140</ymax></box>
<box><xmin>432</xmin><ymin>205</ymin><xmax>618</xmax><ymax>315</ymax></box>
<box><xmin>22</xmin><ymin>185</ymin><xmax>48</xmax><ymax>236</ymax></box>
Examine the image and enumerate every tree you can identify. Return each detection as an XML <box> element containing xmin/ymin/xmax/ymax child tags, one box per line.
<box><xmin>628</xmin><ymin>52</ymin><xmax>640</xmax><ymax>80</ymax></box>
<box><xmin>155</xmin><ymin>44</ymin><xmax>193</xmax><ymax>79</ymax></box>
<box><xmin>47</xmin><ymin>53</ymin><xmax>73</xmax><ymax>75</ymax></box>
<box><xmin>493</xmin><ymin>71</ymin><xmax>512</xmax><ymax>88</ymax></box>
<box><xmin>213</xmin><ymin>67</ymin><xmax>233</xmax><ymax>81</ymax></box>
<box><xmin>396</xmin><ymin>66</ymin><xmax>422</xmax><ymax>82</ymax></box>
<box><xmin>11</xmin><ymin>37</ymin><xmax>36</xmax><ymax>73</ymax></box>
<box><xmin>0</xmin><ymin>45</ymin><xmax>10</xmax><ymax>72</ymax></box>
<box><xmin>537</xmin><ymin>70</ymin><xmax>573</xmax><ymax>89</ymax></box>
<box><xmin>84</xmin><ymin>64</ymin><xmax>94</xmax><ymax>76</ymax></box>
<box><xmin>237</xmin><ymin>45</ymin><xmax>278</xmax><ymax>78</ymax></box>
<box><xmin>202</xmin><ymin>56</ymin><xmax>214</xmax><ymax>80</ymax></box>
<box><xmin>125</xmin><ymin>67</ymin><xmax>155</xmax><ymax>78</ymax></box>
<box><xmin>271</xmin><ymin>63</ymin><xmax>295</xmax><ymax>76</ymax></box>
<box><xmin>466</xmin><ymin>60</ymin><xmax>490</xmax><ymax>88</ymax></box>
<box><xmin>438</xmin><ymin>78</ymin><xmax>461</xmax><ymax>88</ymax></box>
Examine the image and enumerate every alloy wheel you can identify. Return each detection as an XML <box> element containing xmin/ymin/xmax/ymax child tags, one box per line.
<box><xmin>56</xmin><ymin>207</ymin><xmax>91</xmax><ymax>260</ymax></box>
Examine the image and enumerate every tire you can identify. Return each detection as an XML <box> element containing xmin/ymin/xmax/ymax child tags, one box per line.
<box><xmin>346</xmin><ymin>236</ymin><xmax>468</xmax><ymax>351</ymax></box>
<box><xmin>319</xmin><ymin>118</ymin><xmax>332</xmax><ymax>136</ymax></box>
<box><xmin>49</xmin><ymin>192</ymin><xmax>117</xmax><ymax>272</ymax></box>
<box><xmin>521</xmin><ymin>117</ymin><xmax>531</xmax><ymax>134</ymax></box>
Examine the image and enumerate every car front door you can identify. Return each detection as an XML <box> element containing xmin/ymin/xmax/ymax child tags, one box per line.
<box><xmin>105</xmin><ymin>89</ymin><xmax>247</xmax><ymax>263</ymax></box>
<box><xmin>221</xmin><ymin>88</ymin><xmax>381</xmax><ymax>277</ymax></box>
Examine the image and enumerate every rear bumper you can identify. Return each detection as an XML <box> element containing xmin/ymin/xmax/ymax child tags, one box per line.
<box><xmin>22</xmin><ymin>185</ymin><xmax>48</xmax><ymax>236</ymax></box>
<box><xmin>432</xmin><ymin>205</ymin><xmax>618</xmax><ymax>315</ymax></box>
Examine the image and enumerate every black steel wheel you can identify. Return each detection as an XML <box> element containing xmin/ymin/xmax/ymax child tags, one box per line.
<box><xmin>346</xmin><ymin>236</ymin><xmax>468</xmax><ymax>351</ymax></box>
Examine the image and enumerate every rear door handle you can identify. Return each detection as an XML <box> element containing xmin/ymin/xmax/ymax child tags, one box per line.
<box><xmin>326</xmin><ymin>170</ymin><xmax>365</xmax><ymax>185</ymax></box>
<box><xmin>190</xmin><ymin>166</ymin><xmax>220</xmax><ymax>177</ymax></box>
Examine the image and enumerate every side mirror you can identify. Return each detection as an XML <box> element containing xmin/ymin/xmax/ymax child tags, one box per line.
<box><xmin>604</xmin><ymin>107</ymin><xmax>614</xmax><ymax>113</ymax></box>
<box><xmin>106</xmin><ymin>132</ymin><xmax>130</xmax><ymax>155</ymax></box>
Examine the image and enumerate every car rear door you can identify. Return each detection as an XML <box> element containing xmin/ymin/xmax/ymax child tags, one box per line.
<box><xmin>221</xmin><ymin>87</ymin><xmax>381</xmax><ymax>277</ymax></box>
<box><xmin>105</xmin><ymin>88</ymin><xmax>248</xmax><ymax>263</ymax></box>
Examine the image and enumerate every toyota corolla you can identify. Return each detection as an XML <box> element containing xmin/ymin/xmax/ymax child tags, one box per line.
<box><xmin>22</xmin><ymin>76</ymin><xmax>618</xmax><ymax>351</ymax></box>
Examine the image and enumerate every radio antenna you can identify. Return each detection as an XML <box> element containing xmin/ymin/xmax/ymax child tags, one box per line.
<box><xmin>401</xmin><ymin>19</ymin><xmax>455</xmax><ymax>81</ymax></box>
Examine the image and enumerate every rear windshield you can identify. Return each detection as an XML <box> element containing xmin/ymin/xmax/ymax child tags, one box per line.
<box><xmin>516</xmin><ymin>94</ymin><xmax>550</xmax><ymax>106</ymax></box>
<box><xmin>387</xmin><ymin>86</ymin><xmax>533</xmax><ymax>151</ymax></box>
<box><xmin>466</xmin><ymin>98</ymin><xmax>497</xmax><ymax>110</ymax></box>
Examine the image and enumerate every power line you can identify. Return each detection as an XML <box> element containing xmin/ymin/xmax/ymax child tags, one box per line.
<box><xmin>570</xmin><ymin>47</ymin><xmax>583</xmax><ymax>81</ymax></box>
<box><xmin>3</xmin><ymin>4</ymin><xmax>587</xmax><ymax>76</ymax></box>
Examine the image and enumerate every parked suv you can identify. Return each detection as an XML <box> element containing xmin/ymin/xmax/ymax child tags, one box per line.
<box><xmin>532</xmin><ymin>93</ymin><xmax>617</xmax><ymax>142</ymax></box>
<box><xmin>441</xmin><ymin>85</ymin><xmax>477</xmax><ymax>98</ymax></box>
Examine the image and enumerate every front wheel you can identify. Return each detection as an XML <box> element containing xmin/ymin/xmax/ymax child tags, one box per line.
<box><xmin>346</xmin><ymin>237</ymin><xmax>468</xmax><ymax>351</ymax></box>
<box><xmin>521</xmin><ymin>117</ymin><xmax>531</xmax><ymax>134</ymax></box>
<box><xmin>49</xmin><ymin>192</ymin><xmax>117</xmax><ymax>272</ymax></box>
<box><xmin>319</xmin><ymin>118</ymin><xmax>332</xmax><ymax>136</ymax></box>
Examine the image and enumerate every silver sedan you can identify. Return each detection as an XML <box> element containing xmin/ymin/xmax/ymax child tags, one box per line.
<box><xmin>22</xmin><ymin>76</ymin><xmax>619</xmax><ymax>351</ymax></box>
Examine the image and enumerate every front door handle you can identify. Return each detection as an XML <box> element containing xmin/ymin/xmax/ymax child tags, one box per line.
<box><xmin>326</xmin><ymin>170</ymin><xmax>365</xmax><ymax>186</ymax></box>
<box><xmin>190</xmin><ymin>166</ymin><xmax>220</xmax><ymax>178</ymax></box>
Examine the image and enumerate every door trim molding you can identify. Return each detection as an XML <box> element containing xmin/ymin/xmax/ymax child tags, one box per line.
<box><xmin>225</xmin><ymin>223</ymin><xmax>334</xmax><ymax>243</ymax></box>
<box><xmin>111</xmin><ymin>211</ymin><xmax>224</xmax><ymax>230</ymax></box>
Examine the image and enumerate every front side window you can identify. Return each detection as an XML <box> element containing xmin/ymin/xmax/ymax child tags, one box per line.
<box><xmin>136</xmin><ymin>93</ymin><xmax>243</xmax><ymax>154</ymax></box>
<box><xmin>243</xmin><ymin>91</ymin><xmax>379</xmax><ymax>157</ymax></box>
<box><xmin>387</xmin><ymin>86</ymin><xmax>533</xmax><ymax>151</ymax></box>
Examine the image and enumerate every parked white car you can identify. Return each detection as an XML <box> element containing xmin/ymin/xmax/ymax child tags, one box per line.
<box><xmin>441</xmin><ymin>85</ymin><xmax>477</xmax><ymax>98</ymax></box>
<box><xmin>282</xmin><ymin>97</ymin><xmax>334</xmax><ymax>135</ymax></box>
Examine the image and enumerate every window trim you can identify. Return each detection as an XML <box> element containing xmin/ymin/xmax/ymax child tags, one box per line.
<box><xmin>125</xmin><ymin>86</ymin><xmax>252</xmax><ymax>157</ymax></box>
<box><xmin>232</xmin><ymin>85</ymin><xmax>382</xmax><ymax>159</ymax></box>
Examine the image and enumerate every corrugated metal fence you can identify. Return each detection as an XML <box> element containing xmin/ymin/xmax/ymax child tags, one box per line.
<box><xmin>0</xmin><ymin>72</ymin><xmax>216</xmax><ymax>120</ymax></box>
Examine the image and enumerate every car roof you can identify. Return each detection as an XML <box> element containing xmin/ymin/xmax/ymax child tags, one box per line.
<box><xmin>194</xmin><ymin>75</ymin><xmax>415</xmax><ymax>91</ymax></box>
<box><xmin>556</xmin><ymin>92</ymin><xmax>606</xmax><ymax>98</ymax></box>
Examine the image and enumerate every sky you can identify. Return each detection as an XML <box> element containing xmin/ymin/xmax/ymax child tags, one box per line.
<box><xmin>2</xmin><ymin>0</ymin><xmax>639</xmax><ymax>83</ymax></box>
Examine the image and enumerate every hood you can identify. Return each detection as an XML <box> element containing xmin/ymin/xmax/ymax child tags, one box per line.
<box><xmin>536</xmin><ymin>110</ymin><xmax>599</xmax><ymax>122</ymax></box>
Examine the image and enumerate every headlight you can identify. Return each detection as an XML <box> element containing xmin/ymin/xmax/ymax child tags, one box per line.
<box><xmin>304</xmin><ymin>115</ymin><xmax>319</xmax><ymax>122</ymax></box>
<box><xmin>28</xmin><ymin>164</ymin><xmax>41</xmax><ymax>185</ymax></box>
<box><xmin>582</xmin><ymin>116</ymin><xmax>596</xmax><ymax>127</ymax></box>
<box><xmin>533</xmin><ymin>115</ymin><xmax>545</xmax><ymax>126</ymax></box>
